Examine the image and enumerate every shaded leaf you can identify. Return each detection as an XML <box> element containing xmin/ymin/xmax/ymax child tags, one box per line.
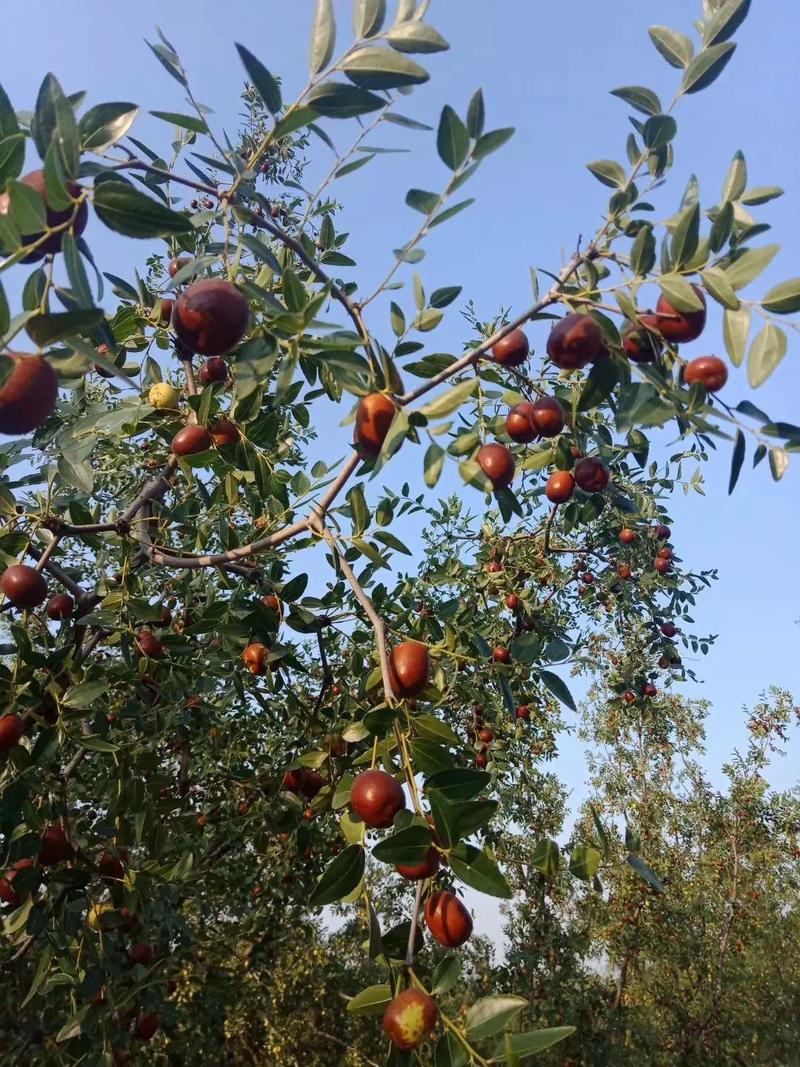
<box><xmin>236</xmin><ymin>45</ymin><xmax>282</xmax><ymax>113</ymax></box>
<box><xmin>682</xmin><ymin>42</ymin><xmax>736</xmax><ymax>94</ymax></box>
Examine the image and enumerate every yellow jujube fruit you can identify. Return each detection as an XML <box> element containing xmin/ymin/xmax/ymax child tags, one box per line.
<box><xmin>148</xmin><ymin>383</ymin><xmax>179</xmax><ymax>410</ymax></box>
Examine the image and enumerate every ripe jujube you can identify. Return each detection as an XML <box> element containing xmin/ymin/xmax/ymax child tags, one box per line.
<box><xmin>623</xmin><ymin>322</ymin><xmax>661</xmax><ymax>364</ymax></box>
<box><xmin>355</xmin><ymin>392</ymin><xmax>396</xmax><ymax>456</ymax></box>
<box><xmin>0</xmin><ymin>858</ymin><xmax>35</xmax><ymax>906</ymax></box>
<box><xmin>211</xmin><ymin>418</ymin><xmax>239</xmax><ymax>447</ymax></box>
<box><xmin>1</xmin><ymin>565</ymin><xmax>48</xmax><ymax>609</ymax></box>
<box><xmin>173</xmin><ymin>279</ymin><xmax>249</xmax><ymax>355</ymax></box>
<box><xmin>0</xmin><ymin>170</ymin><xmax>87</xmax><ymax>262</ymax></box>
<box><xmin>39</xmin><ymin>825</ymin><xmax>73</xmax><ymax>865</ymax></box>
<box><xmin>505</xmin><ymin>401</ymin><xmax>538</xmax><ymax>443</ymax></box>
<box><xmin>389</xmin><ymin>640</ymin><xmax>430</xmax><ymax>698</ymax></box>
<box><xmin>383</xmin><ymin>989</ymin><xmax>438</xmax><ymax>1051</ymax></box>
<box><xmin>574</xmin><ymin>457</ymin><xmax>610</xmax><ymax>493</ymax></box>
<box><xmin>172</xmin><ymin>424</ymin><xmax>212</xmax><ymax>456</ymax></box>
<box><xmin>136</xmin><ymin>630</ymin><xmax>164</xmax><ymax>659</ymax></box>
<box><xmin>0</xmin><ymin>354</ymin><xmax>58</xmax><ymax>435</ymax></box>
<box><xmin>476</xmin><ymin>443</ymin><xmax>514</xmax><ymax>490</ymax></box>
<box><xmin>46</xmin><ymin>593</ymin><xmax>75</xmax><ymax>620</ymax></box>
<box><xmin>199</xmin><ymin>357</ymin><xmax>228</xmax><ymax>386</ymax></box>
<box><xmin>685</xmin><ymin>355</ymin><xmax>728</xmax><ymax>392</ymax></box>
<box><xmin>529</xmin><ymin>395</ymin><xmax>566</xmax><ymax>437</ymax></box>
<box><xmin>619</xmin><ymin>528</ymin><xmax>636</xmax><ymax>544</ymax></box>
<box><xmin>644</xmin><ymin>286</ymin><xmax>706</xmax><ymax>344</ymax></box>
<box><xmin>546</xmin><ymin>313</ymin><xmax>602</xmax><ymax>369</ymax></box>
<box><xmin>396</xmin><ymin>845</ymin><xmax>440</xmax><ymax>881</ymax></box>
<box><xmin>350</xmin><ymin>769</ymin><xmax>406</xmax><ymax>828</ymax></box>
<box><xmin>424</xmin><ymin>890</ymin><xmax>473</xmax><ymax>947</ymax></box>
<box><xmin>243</xmin><ymin>642</ymin><xmax>268</xmax><ymax>675</ymax></box>
<box><xmin>545</xmin><ymin>470</ymin><xmax>575</xmax><ymax>504</ymax></box>
<box><xmin>491</xmin><ymin>327</ymin><xmax>528</xmax><ymax>367</ymax></box>
<box><xmin>0</xmin><ymin>714</ymin><xmax>24</xmax><ymax>752</ymax></box>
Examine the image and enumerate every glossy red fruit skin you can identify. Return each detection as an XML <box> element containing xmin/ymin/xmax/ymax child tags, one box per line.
<box><xmin>619</xmin><ymin>528</ymin><xmax>636</xmax><ymax>544</ymax></box>
<box><xmin>46</xmin><ymin>593</ymin><xmax>75</xmax><ymax>620</ymax></box>
<box><xmin>136</xmin><ymin>1012</ymin><xmax>160</xmax><ymax>1042</ymax></box>
<box><xmin>39</xmin><ymin>826</ymin><xmax>73</xmax><ymax>866</ymax></box>
<box><xmin>1</xmin><ymin>565</ymin><xmax>48</xmax><ymax>609</ymax></box>
<box><xmin>685</xmin><ymin>355</ymin><xmax>728</xmax><ymax>392</ymax></box>
<box><xmin>350</xmin><ymin>769</ymin><xmax>406</xmax><ymax>828</ymax></box>
<box><xmin>383</xmin><ymin>989</ymin><xmax>439</xmax><ymax>1051</ymax></box>
<box><xmin>505</xmin><ymin>593</ymin><xmax>520</xmax><ymax>611</ymax></box>
<box><xmin>389</xmin><ymin>640</ymin><xmax>430</xmax><ymax>698</ymax></box>
<box><xmin>243</xmin><ymin>642</ymin><xmax>267</xmax><ymax>676</ymax></box>
<box><xmin>618</xmin><ymin>564</ymin><xmax>632</xmax><ymax>580</ymax></box>
<box><xmin>530</xmin><ymin>396</ymin><xmax>566</xmax><ymax>437</ymax></box>
<box><xmin>658</xmin><ymin>547</ymin><xmax>672</xmax><ymax>560</ymax></box>
<box><xmin>355</xmin><ymin>393</ymin><xmax>396</xmax><ymax>456</ymax></box>
<box><xmin>171</xmin><ymin>424</ymin><xmax>212</xmax><ymax>456</ymax></box>
<box><xmin>476</xmin><ymin>443</ymin><xmax>514</xmax><ymax>490</ymax></box>
<box><xmin>0</xmin><ymin>713</ymin><xmax>24</xmax><ymax>752</ymax></box>
<box><xmin>654</xmin><ymin>558</ymin><xmax>671</xmax><ymax>574</ymax></box>
<box><xmin>574</xmin><ymin>457</ymin><xmax>610</xmax><ymax>493</ymax></box>
<box><xmin>643</xmin><ymin>683</ymin><xmax>658</xmax><ymax>698</ymax></box>
<box><xmin>647</xmin><ymin>286</ymin><xmax>707</xmax><ymax>344</ymax></box>
<box><xmin>0</xmin><ymin>354</ymin><xmax>58</xmax><ymax>435</ymax></box>
<box><xmin>505</xmin><ymin>401</ymin><xmax>537</xmax><ymax>443</ymax></box>
<box><xmin>545</xmin><ymin>470</ymin><xmax>575</xmax><ymax>504</ymax></box>
<box><xmin>0</xmin><ymin>858</ymin><xmax>35</xmax><ymax>905</ymax></box>
<box><xmin>210</xmin><ymin>418</ymin><xmax>239</xmax><ymax>447</ymax></box>
<box><xmin>0</xmin><ymin>170</ymin><xmax>87</xmax><ymax>262</ymax></box>
<box><xmin>622</xmin><ymin>323</ymin><xmax>661</xmax><ymax>364</ymax></box>
<box><xmin>475</xmin><ymin>751</ymin><xmax>488</xmax><ymax>769</ymax></box>
<box><xmin>168</xmin><ymin>257</ymin><xmax>190</xmax><ymax>279</ymax></box>
<box><xmin>492</xmin><ymin>646</ymin><xmax>511</xmax><ymax>664</ymax></box>
<box><xmin>424</xmin><ymin>890</ymin><xmax>473</xmax><ymax>947</ymax></box>
<box><xmin>516</xmin><ymin>704</ymin><xmax>530</xmax><ymax>720</ymax></box>
<box><xmin>300</xmin><ymin>769</ymin><xmax>324</xmax><ymax>799</ymax></box>
<box><xmin>660</xmin><ymin>622</ymin><xmax>678</xmax><ymax>638</ymax></box>
<box><xmin>283</xmin><ymin>768</ymin><xmax>305</xmax><ymax>793</ymax></box>
<box><xmin>136</xmin><ymin>630</ymin><xmax>164</xmax><ymax>659</ymax></box>
<box><xmin>173</xmin><ymin>279</ymin><xmax>249</xmax><ymax>355</ymax></box>
<box><xmin>654</xmin><ymin>524</ymin><xmax>671</xmax><ymax>540</ymax></box>
<box><xmin>623</xmin><ymin>691</ymin><xmax>636</xmax><ymax>705</ymax></box>
<box><xmin>261</xmin><ymin>594</ymin><xmax>282</xmax><ymax>618</ymax></box>
<box><xmin>396</xmin><ymin>845</ymin><xmax>440</xmax><ymax>881</ymax></box>
<box><xmin>546</xmin><ymin>313</ymin><xmax>602</xmax><ymax>369</ymax></box>
<box><xmin>129</xmin><ymin>943</ymin><xmax>154</xmax><ymax>966</ymax></box>
<box><xmin>98</xmin><ymin>851</ymin><xmax>125</xmax><ymax>882</ymax></box>
<box><xmin>199</xmin><ymin>357</ymin><xmax>228</xmax><ymax>386</ymax></box>
<box><xmin>491</xmin><ymin>328</ymin><xmax>528</xmax><ymax>367</ymax></box>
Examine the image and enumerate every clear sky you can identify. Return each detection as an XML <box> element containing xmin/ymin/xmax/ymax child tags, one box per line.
<box><xmin>3</xmin><ymin>1</ymin><xmax>799</xmax><ymax>936</ymax></box>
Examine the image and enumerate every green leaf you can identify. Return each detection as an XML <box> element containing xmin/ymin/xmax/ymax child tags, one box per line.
<box><xmin>704</xmin><ymin>0</ymin><xmax>751</xmax><ymax>46</ymax></box>
<box><xmin>310</xmin><ymin>0</ymin><xmax>336</xmax><ymax>74</ymax></box>
<box><xmin>627</xmin><ymin>853</ymin><xmax>665</xmax><ymax>892</ymax></box>
<box><xmin>658</xmin><ymin>274</ymin><xmax>705</xmax><ymax>311</ymax></box>
<box><xmin>308</xmin><ymin>844</ymin><xmax>365</xmax><ymax>906</ymax></box>
<box><xmin>762</xmin><ymin>279</ymin><xmax>800</xmax><ymax>315</ymax></box>
<box><xmin>432</xmin><ymin>955</ymin><xmax>462</xmax><ymax>995</ymax></box>
<box><xmin>354</xmin><ymin>0</ymin><xmax>386</xmax><ymax>38</ymax></box>
<box><xmin>769</xmin><ymin>447</ymin><xmax>789</xmax><ymax>481</ymax></box>
<box><xmin>436</xmin><ymin>1031</ymin><xmax>470</xmax><ymax>1067</ymax></box>
<box><xmin>728</xmin><ymin>429</ymin><xmax>745</xmax><ymax>494</ymax></box>
<box><xmin>31</xmin><ymin>73</ymin><xmax>79</xmax><ymax>178</ymax></box>
<box><xmin>723</xmin><ymin>305</ymin><xmax>750</xmax><ymax>366</ymax></box>
<box><xmin>429</xmin><ymin>285</ymin><xmax>462</xmax><ymax>308</ymax></box>
<box><xmin>437</xmin><ymin>105</ymin><xmax>469</xmax><ymax>170</ymax></box>
<box><xmin>648</xmin><ymin>26</ymin><xmax>694</xmax><ymax>68</ymax></box>
<box><xmin>93</xmin><ymin>179</ymin><xmax>194</xmax><ymax>238</ymax></box>
<box><xmin>56</xmin><ymin>1005</ymin><xmax>91</xmax><ymax>1043</ymax></box>
<box><xmin>419</xmin><ymin>378</ymin><xmax>476</xmax><ymax>418</ymax></box>
<box><xmin>80</xmin><ymin>735</ymin><xmax>119</xmax><ymax>753</ymax></box>
<box><xmin>387</xmin><ymin>22</ymin><xmax>449</xmax><ymax>53</ymax></box>
<box><xmin>569</xmin><ymin>844</ymin><xmax>601</xmax><ymax>881</ymax></box>
<box><xmin>78</xmin><ymin>102</ymin><xmax>139</xmax><ymax>152</ymax></box>
<box><xmin>531</xmin><ymin>839</ymin><xmax>560</xmax><ymax>877</ymax></box>
<box><xmin>724</xmin><ymin>244</ymin><xmax>779</xmax><ymax>290</ymax></box>
<box><xmin>306</xmin><ymin>82</ymin><xmax>385</xmax><ymax>118</ymax></box>
<box><xmin>610</xmin><ymin>85</ymin><xmax>662</xmax><ymax>116</ymax></box>
<box><xmin>643</xmin><ymin>114</ymin><xmax>677</xmax><ymax>149</ymax></box>
<box><xmin>0</xmin><ymin>83</ymin><xmax>18</xmax><ymax>140</ymax></box>
<box><xmin>539</xmin><ymin>670</ymin><xmax>576</xmax><ymax>712</ymax></box>
<box><xmin>701</xmin><ymin>267</ymin><xmax>740</xmax><ymax>310</ymax></box>
<box><xmin>466</xmin><ymin>89</ymin><xmax>485</xmax><ymax>138</ymax></box>
<box><xmin>682</xmin><ymin>42</ymin><xmax>736</xmax><ymax>94</ymax></box>
<box><xmin>423</xmin><ymin>442</ymin><xmax>445</xmax><ymax>487</ymax></box>
<box><xmin>490</xmin><ymin>1027</ymin><xmax>577</xmax><ymax>1062</ymax></box>
<box><xmin>21</xmin><ymin>944</ymin><xmax>52</xmax><ymax>1008</ymax></box>
<box><xmin>630</xmin><ymin>224</ymin><xmax>656</xmax><ymax>277</ymax></box>
<box><xmin>58</xmin><ymin>454</ymin><xmax>94</xmax><ymax>494</ymax></box>
<box><xmin>335</xmin><ymin>153</ymin><xmax>376</xmax><ymax>178</ymax></box>
<box><xmin>456</xmin><ymin>800</ymin><xmax>498</xmax><ymax>839</ymax></box>
<box><xmin>429</xmin><ymin>199</ymin><xmax>475</xmax><ymax>228</ymax></box>
<box><xmin>747</xmin><ymin>323</ymin><xmax>787</xmax><ymax>388</ymax></box>
<box><xmin>722</xmin><ymin>150</ymin><xmax>747</xmax><ymax>201</ymax></box>
<box><xmin>0</xmin><ymin>134</ymin><xmax>25</xmax><ymax>187</ymax></box>
<box><xmin>466</xmin><ymin>996</ymin><xmax>527</xmax><ymax>1041</ymax></box>
<box><xmin>670</xmin><ymin>202</ymin><xmax>700</xmax><ymax>268</ymax></box>
<box><xmin>343</xmin><ymin>47</ymin><xmax>428</xmax><ymax>89</ymax></box>
<box><xmin>374</xmin><ymin>530</ymin><xmax>412</xmax><ymax>556</ymax></box>
<box><xmin>347</xmin><ymin>984</ymin><xmax>392</xmax><ymax>1016</ymax></box>
<box><xmin>449</xmin><ymin>843</ymin><xmax>512</xmax><ymax>898</ymax></box>
<box><xmin>406</xmin><ymin>188</ymin><xmax>440</xmax><ymax>214</ymax></box>
<box><xmin>235</xmin><ymin>45</ymin><xmax>282</xmax><ymax>113</ymax></box>
<box><xmin>586</xmin><ymin>159</ymin><xmax>626</xmax><ymax>189</ymax></box>
<box><xmin>150</xmin><ymin>110</ymin><xmax>207</xmax><ymax>133</ymax></box>
<box><xmin>740</xmin><ymin>185</ymin><xmax>784</xmax><ymax>206</ymax></box>
<box><xmin>26</xmin><ymin>309</ymin><xmax>104</xmax><ymax>346</ymax></box>
<box><xmin>427</xmin><ymin>789</ymin><xmax>459</xmax><ymax>849</ymax></box>
<box><xmin>372</xmin><ymin>826</ymin><xmax>432</xmax><ymax>866</ymax></box>
<box><xmin>472</xmin><ymin>127</ymin><xmax>515</xmax><ymax>160</ymax></box>
<box><xmin>425</xmin><ymin>768</ymin><xmax>490</xmax><ymax>802</ymax></box>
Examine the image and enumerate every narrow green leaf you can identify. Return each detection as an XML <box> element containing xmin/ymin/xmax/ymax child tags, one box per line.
<box><xmin>740</xmin><ymin>185</ymin><xmax>783</xmax><ymax>206</ymax></box>
<box><xmin>761</xmin><ymin>279</ymin><xmax>800</xmax><ymax>315</ymax></box>
<box><xmin>235</xmin><ymin>45</ymin><xmax>282</xmax><ymax>113</ymax></box>
<box><xmin>630</xmin><ymin>224</ymin><xmax>656</xmax><ymax>276</ymax></box>
<box><xmin>78</xmin><ymin>102</ymin><xmax>139</xmax><ymax>152</ymax></box>
<box><xmin>682</xmin><ymin>42</ymin><xmax>736</xmax><ymax>94</ymax></box>
<box><xmin>423</xmin><ymin>441</ymin><xmax>445</xmax><ymax>487</ymax></box>
<box><xmin>491</xmin><ymin>1028</ymin><xmax>577</xmax><ymax>1061</ymax></box>
<box><xmin>569</xmin><ymin>844</ymin><xmax>602</xmax><ymax>881</ymax></box>
<box><xmin>658</xmin><ymin>274</ymin><xmax>705</xmax><ymax>311</ymax></box>
<box><xmin>648</xmin><ymin>26</ymin><xmax>694</xmax><ymax>68</ymax></box>
<box><xmin>724</xmin><ymin>244</ymin><xmax>780</xmax><ymax>290</ymax></box>
<box><xmin>347</xmin><ymin>984</ymin><xmax>392</xmax><ymax>1016</ymax></box>
<box><xmin>437</xmin><ymin>105</ymin><xmax>469</xmax><ymax>170</ymax></box>
<box><xmin>310</xmin><ymin>0</ymin><xmax>336</xmax><ymax>74</ymax></box>
<box><xmin>306</xmin><ymin>82</ymin><xmax>385</xmax><ymax>119</ymax></box>
<box><xmin>386</xmin><ymin>22</ymin><xmax>448</xmax><ymax>53</ymax></box>
<box><xmin>768</xmin><ymin>447</ymin><xmax>788</xmax><ymax>481</ymax></box>
<box><xmin>728</xmin><ymin>429</ymin><xmax>745</xmax><ymax>494</ymax></box>
<box><xmin>449</xmin><ymin>843</ymin><xmax>512</xmax><ymax>898</ymax></box>
<box><xmin>93</xmin><ymin>179</ymin><xmax>194</xmax><ymax>238</ymax></box>
<box><xmin>150</xmin><ymin>110</ymin><xmax>207</xmax><ymax>133</ymax></box>
<box><xmin>419</xmin><ymin>378</ymin><xmax>476</xmax><ymax>418</ymax></box>
<box><xmin>626</xmin><ymin>853</ymin><xmax>665</xmax><ymax>892</ymax></box>
<box><xmin>308</xmin><ymin>844</ymin><xmax>364</xmax><ymax>906</ymax></box>
<box><xmin>704</xmin><ymin>0</ymin><xmax>751</xmax><ymax>45</ymax></box>
<box><xmin>472</xmin><ymin>127</ymin><xmax>514</xmax><ymax>160</ymax></box>
<box><xmin>747</xmin><ymin>323</ymin><xmax>787</xmax><ymax>388</ymax></box>
<box><xmin>466</xmin><ymin>996</ymin><xmax>527</xmax><ymax>1041</ymax></box>
<box><xmin>610</xmin><ymin>85</ymin><xmax>662</xmax><ymax>116</ymax></box>
<box><xmin>539</xmin><ymin>670</ymin><xmax>577</xmax><ymax>712</ymax></box>
<box><xmin>586</xmin><ymin>159</ymin><xmax>626</xmax><ymax>189</ymax></box>
<box><xmin>342</xmin><ymin>47</ymin><xmax>428</xmax><ymax>89</ymax></box>
<box><xmin>670</xmin><ymin>202</ymin><xmax>700</xmax><ymax>268</ymax></box>
<box><xmin>723</xmin><ymin>305</ymin><xmax>750</xmax><ymax>366</ymax></box>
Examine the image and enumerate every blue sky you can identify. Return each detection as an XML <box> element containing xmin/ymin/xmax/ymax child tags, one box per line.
<box><xmin>3</xmin><ymin>0</ymin><xmax>798</xmax><ymax>818</ymax></box>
